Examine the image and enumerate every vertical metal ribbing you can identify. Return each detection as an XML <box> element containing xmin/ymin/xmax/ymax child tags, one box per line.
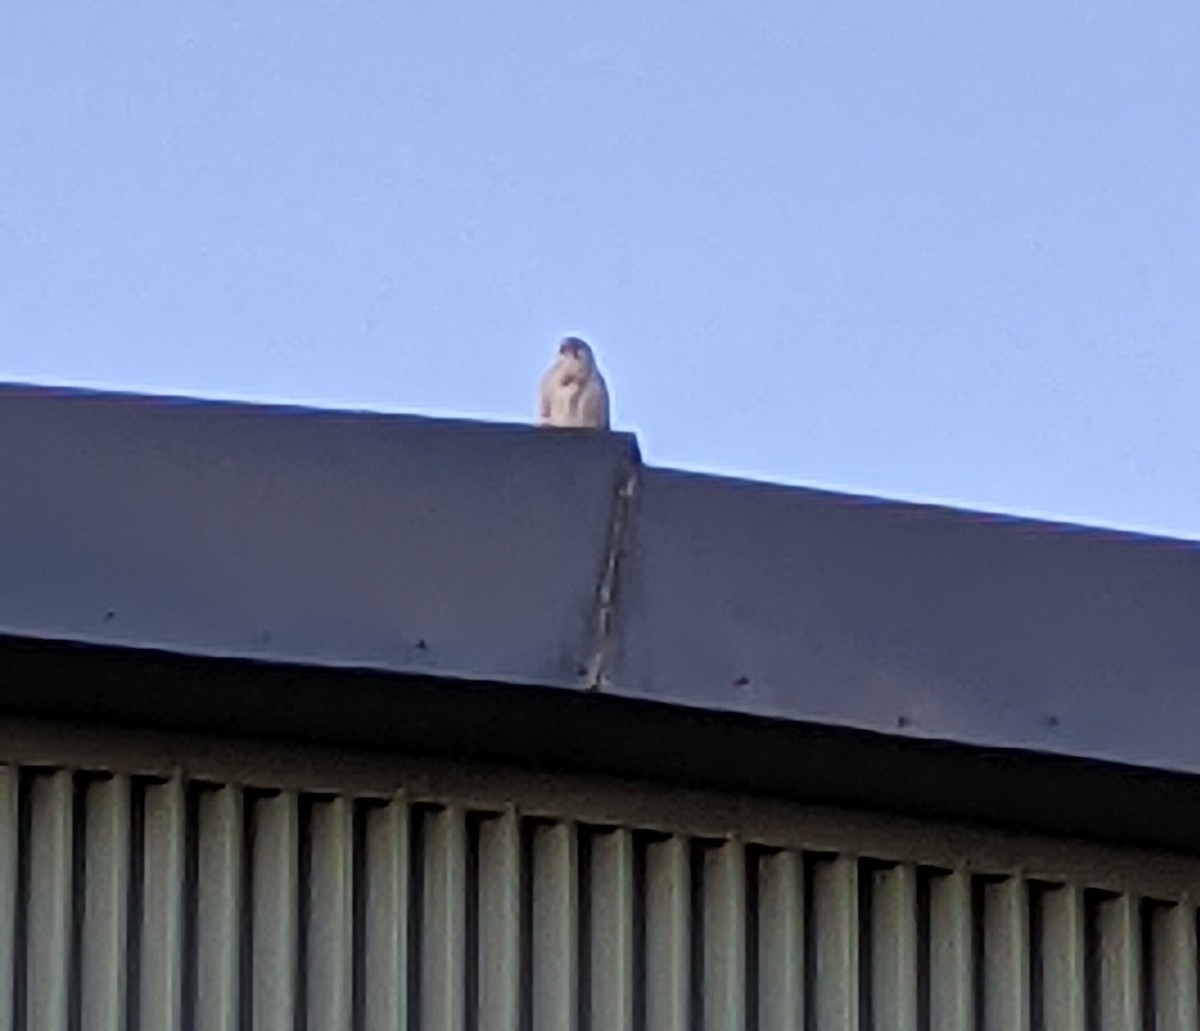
<box><xmin>26</xmin><ymin>769</ymin><xmax>72</xmax><ymax>1031</ymax></box>
<box><xmin>363</xmin><ymin>795</ymin><xmax>409</xmax><ymax>1031</ymax></box>
<box><xmin>982</xmin><ymin>877</ymin><xmax>1030</xmax><ymax>1031</ymax></box>
<box><xmin>1096</xmin><ymin>893</ymin><xmax>1140</xmax><ymax>1031</ymax></box>
<box><xmin>17</xmin><ymin>742</ymin><xmax>1200</xmax><ymax>1031</ymax></box>
<box><xmin>421</xmin><ymin>805</ymin><xmax>467</xmax><ymax>1031</ymax></box>
<box><xmin>477</xmin><ymin>810</ymin><xmax>521</xmax><ymax>1031</ymax></box>
<box><xmin>1039</xmin><ymin>885</ymin><xmax>1085</xmax><ymax>1031</ymax></box>
<box><xmin>871</xmin><ymin>864</ymin><xmax>918</xmax><ymax>1031</ymax></box>
<box><xmin>590</xmin><ymin>828</ymin><xmax>635</xmax><ymax>1031</ymax></box>
<box><xmin>141</xmin><ymin>777</ymin><xmax>185</xmax><ymax>1031</ymax></box>
<box><xmin>195</xmin><ymin>787</ymin><xmax>243</xmax><ymax>1031</ymax></box>
<box><xmin>812</xmin><ymin>855</ymin><xmax>859</xmax><ymax>1031</ymax></box>
<box><xmin>81</xmin><ymin>776</ymin><xmax>130</xmax><ymax>1031</ymax></box>
<box><xmin>703</xmin><ymin>838</ymin><xmax>747</xmax><ymax>1031</ymax></box>
<box><xmin>758</xmin><ymin>850</ymin><xmax>803</xmax><ymax>1031</ymax></box>
<box><xmin>645</xmin><ymin>835</ymin><xmax>690</xmax><ymax>1031</ymax></box>
<box><xmin>0</xmin><ymin>766</ymin><xmax>18</xmax><ymax>1031</ymax></box>
<box><xmin>1153</xmin><ymin>902</ymin><xmax>1199</xmax><ymax>1031</ymax></box>
<box><xmin>531</xmin><ymin>821</ymin><xmax>579</xmax><ymax>1031</ymax></box>
<box><xmin>252</xmin><ymin>791</ymin><xmax>299</xmax><ymax>1031</ymax></box>
<box><xmin>308</xmin><ymin>795</ymin><xmax>355</xmax><ymax>1031</ymax></box>
<box><xmin>929</xmin><ymin>871</ymin><xmax>973</xmax><ymax>1031</ymax></box>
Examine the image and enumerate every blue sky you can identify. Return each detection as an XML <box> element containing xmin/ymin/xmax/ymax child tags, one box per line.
<box><xmin>2</xmin><ymin>2</ymin><xmax>1198</xmax><ymax>537</ymax></box>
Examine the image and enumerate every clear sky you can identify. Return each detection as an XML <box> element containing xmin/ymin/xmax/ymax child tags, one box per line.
<box><xmin>2</xmin><ymin>3</ymin><xmax>1198</xmax><ymax>537</ymax></box>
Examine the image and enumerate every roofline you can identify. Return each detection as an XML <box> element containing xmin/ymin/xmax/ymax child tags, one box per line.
<box><xmin>4</xmin><ymin>380</ymin><xmax>1200</xmax><ymax>786</ymax></box>
<box><xmin>1</xmin><ymin>378</ymin><xmax>1182</xmax><ymax>542</ymax></box>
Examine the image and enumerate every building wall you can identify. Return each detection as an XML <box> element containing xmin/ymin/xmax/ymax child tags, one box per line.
<box><xmin>1</xmin><ymin>716</ymin><xmax>1198</xmax><ymax>1030</ymax></box>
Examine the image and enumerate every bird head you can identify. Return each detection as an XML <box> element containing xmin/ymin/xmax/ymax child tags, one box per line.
<box><xmin>557</xmin><ymin>336</ymin><xmax>594</xmax><ymax>371</ymax></box>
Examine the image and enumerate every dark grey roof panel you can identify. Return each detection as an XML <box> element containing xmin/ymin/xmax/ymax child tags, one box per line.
<box><xmin>5</xmin><ymin>381</ymin><xmax>1200</xmax><ymax>779</ymax></box>
<box><xmin>0</xmin><ymin>383</ymin><xmax>637</xmax><ymax>688</ymax></box>
<box><xmin>611</xmin><ymin>467</ymin><xmax>1200</xmax><ymax>771</ymax></box>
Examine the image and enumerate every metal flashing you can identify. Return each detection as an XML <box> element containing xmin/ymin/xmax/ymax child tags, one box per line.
<box><xmin>3</xmin><ymin>381</ymin><xmax>1200</xmax><ymax>779</ymax></box>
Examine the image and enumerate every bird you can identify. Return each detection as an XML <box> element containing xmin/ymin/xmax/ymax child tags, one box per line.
<box><xmin>538</xmin><ymin>336</ymin><xmax>611</xmax><ymax>430</ymax></box>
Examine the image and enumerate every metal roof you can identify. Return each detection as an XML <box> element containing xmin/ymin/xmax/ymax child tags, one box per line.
<box><xmin>3</xmin><ymin>381</ymin><xmax>1200</xmax><ymax>780</ymax></box>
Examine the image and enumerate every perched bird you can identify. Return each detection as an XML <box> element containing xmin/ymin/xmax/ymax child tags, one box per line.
<box><xmin>538</xmin><ymin>336</ymin><xmax>611</xmax><ymax>430</ymax></box>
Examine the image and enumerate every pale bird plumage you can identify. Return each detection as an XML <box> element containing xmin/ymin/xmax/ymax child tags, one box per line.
<box><xmin>538</xmin><ymin>337</ymin><xmax>611</xmax><ymax>430</ymax></box>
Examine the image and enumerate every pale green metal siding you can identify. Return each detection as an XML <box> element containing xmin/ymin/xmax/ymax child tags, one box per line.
<box><xmin>2</xmin><ymin>719</ymin><xmax>1200</xmax><ymax>1029</ymax></box>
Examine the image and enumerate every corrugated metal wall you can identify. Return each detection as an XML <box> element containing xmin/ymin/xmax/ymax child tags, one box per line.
<box><xmin>2</xmin><ymin>722</ymin><xmax>1200</xmax><ymax>1030</ymax></box>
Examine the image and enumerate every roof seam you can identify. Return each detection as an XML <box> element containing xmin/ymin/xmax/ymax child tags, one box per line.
<box><xmin>584</xmin><ymin>449</ymin><xmax>640</xmax><ymax>692</ymax></box>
